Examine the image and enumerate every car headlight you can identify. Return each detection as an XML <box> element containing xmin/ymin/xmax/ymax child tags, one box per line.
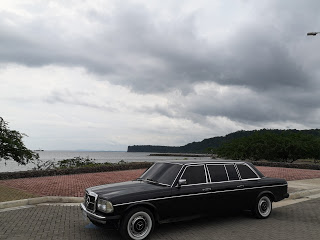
<box><xmin>97</xmin><ymin>198</ymin><xmax>114</xmax><ymax>213</ymax></box>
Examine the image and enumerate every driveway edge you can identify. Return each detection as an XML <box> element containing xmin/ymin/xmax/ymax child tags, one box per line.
<box><xmin>0</xmin><ymin>196</ymin><xmax>83</xmax><ymax>209</ymax></box>
<box><xmin>2</xmin><ymin>190</ymin><xmax>320</xmax><ymax>210</ymax></box>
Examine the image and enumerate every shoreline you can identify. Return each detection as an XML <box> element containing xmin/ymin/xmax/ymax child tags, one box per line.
<box><xmin>149</xmin><ymin>153</ymin><xmax>211</xmax><ymax>157</ymax></box>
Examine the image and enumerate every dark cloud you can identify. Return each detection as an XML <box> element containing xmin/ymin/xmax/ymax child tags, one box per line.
<box><xmin>1</xmin><ymin>0</ymin><xmax>320</xmax><ymax>130</ymax></box>
<box><xmin>2</xmin><ymin>3</ymin><xmax>316</xmax><ymax>92</ymax></box>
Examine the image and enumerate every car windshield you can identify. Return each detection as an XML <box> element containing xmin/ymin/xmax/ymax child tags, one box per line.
<box><xmin>139</xmin><ymin>163</ymin><xmax>182</xmax><ymax>186</ymax></box>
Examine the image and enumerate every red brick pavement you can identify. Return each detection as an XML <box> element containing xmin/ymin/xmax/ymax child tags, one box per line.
<box><xmin>257</xmin><ymin>166</ymin><xmax>320</xmax><ymax>181</ymax></box>
<box><xmin>0</xmin><ymin>169</ymin><xmax>145</xmax><ymax>198</ymax></box>
<box><xmin>0</xmin><ymin>167</ymin><xmax>319</xmax><ymax>198</ymax></box>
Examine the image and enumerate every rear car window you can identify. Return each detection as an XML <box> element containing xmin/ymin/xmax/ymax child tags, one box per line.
<box><xmin>237</xmin><ymin>164</ymin><xmax>258</xmax><ymax>179</ymax></box>
<box><xmin>225</xmin><ymin>164</ymin><xmax>239</xmax><ymax>181</ymax></box>
<box><xmin>207</xmin><ymin>165</ymin><xmax>228</xmax><ymax>182</ymax></box>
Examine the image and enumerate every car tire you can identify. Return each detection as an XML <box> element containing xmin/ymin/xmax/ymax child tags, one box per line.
<box><xmin>120</xmin><ymin>207</ymin><xmax>154</xmax><ymax>240</ymax></box>
<box><xmin>253</xmin><ymin>195</ymin><xmax>272</xmax><ymax>219</ymax></box>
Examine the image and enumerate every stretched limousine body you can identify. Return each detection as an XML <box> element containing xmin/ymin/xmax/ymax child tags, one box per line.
<box><xmin>81</xmin><ymin>160</ymin><xmax>289</xmax><ymax>240</ymax></box>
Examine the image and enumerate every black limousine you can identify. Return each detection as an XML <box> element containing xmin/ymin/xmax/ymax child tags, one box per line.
<box><xmin>81</xmin><ymin>160</ymin><xmax>289</xmax><ymax>240</ymax></box>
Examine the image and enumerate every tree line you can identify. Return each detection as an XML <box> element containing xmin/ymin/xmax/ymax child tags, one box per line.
<box><xmin>2</xmin><ymin>114</ymin><xmax>320</xmax><ymax>165</ymax></box>
<box><xmin>214</xmin><ymin>130</ymin><xmax>320</xmax><ymax>162</ymax></box>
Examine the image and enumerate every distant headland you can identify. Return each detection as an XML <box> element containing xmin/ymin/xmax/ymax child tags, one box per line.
<box><xmin>127</xmin><ymin>129</ymin><xmax>320</xmax><ymax>153</ymax></box>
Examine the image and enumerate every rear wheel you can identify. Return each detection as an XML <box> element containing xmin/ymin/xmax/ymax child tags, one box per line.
<box><xmin>253</xmin><ymin>195</ymin><xmax>272</xmax><ymax>219</ymax></box>
<box><xmin>120</xmin><ymin>207</ymin><xmax>154</xmax><ymax>240</ymax></box>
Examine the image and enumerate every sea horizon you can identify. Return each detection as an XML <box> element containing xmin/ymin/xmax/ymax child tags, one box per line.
<box><xmin>0</xmin><ymin>151</ymin><xmax>211</xmax><ymax>173</ymax></box>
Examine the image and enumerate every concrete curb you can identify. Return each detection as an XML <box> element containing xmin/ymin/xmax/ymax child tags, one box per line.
<box><xmin>288</xmin><ymin>188</ymin><xmax>320</xmax><ymax>199</ymax></box>
<box><xmin>1</xmin><ymin>187</ymin><xmax>320</xmax><ymax>210</ymax></box>
<box><xmin>0</xmin><ymin>196</ymin><xmax>83</xmax><ymax>209</ymax></box>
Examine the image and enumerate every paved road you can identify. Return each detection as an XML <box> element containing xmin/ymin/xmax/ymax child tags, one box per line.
<box><xmin>2</xmin><ymin>167</ymin><xmax>320</xmax><ymax>199</ymax></box>
<box><xmin>1</xmin><ymin>199</ymin><xmax>320</xmax><ymax>240</ymax></box>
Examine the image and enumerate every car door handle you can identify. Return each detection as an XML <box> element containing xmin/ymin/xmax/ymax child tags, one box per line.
<box><xmin>237</xmin><ymin>185</ymin><xmax>244</xmax><ymax>188</ymax></box>
<box><xmin>202</xmin><ymin>188</ymin><xmax>212</xmax><ymax>192</ymax></box>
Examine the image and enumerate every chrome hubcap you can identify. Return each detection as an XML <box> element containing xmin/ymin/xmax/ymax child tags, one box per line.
<box><xmin>133</xmin><ymin>217</ymin><xmax>146</xmax><ymax>233</ymax></box>
<box><xmin>258</xmin><ymin>196</ymin><xmax>271</xmax><ymax>217</ymax></box>
<box><xmin>127</xmin><ymin>211</ymin><xmax>152</xmax><ymax>240</ymax></box>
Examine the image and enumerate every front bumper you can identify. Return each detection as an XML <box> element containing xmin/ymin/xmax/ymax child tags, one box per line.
<box><xmin>80</xmin><ymin>203</ymin><xmax>120</xmax><ymax>224</ymax></box>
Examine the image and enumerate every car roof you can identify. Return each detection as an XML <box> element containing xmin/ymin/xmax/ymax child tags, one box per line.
<box><xmin>157</xmin><ymin>159</ymin><xmax>246</xmax><ymax>165</ymax></box>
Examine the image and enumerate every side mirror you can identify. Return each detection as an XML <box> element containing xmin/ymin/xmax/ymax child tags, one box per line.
<box><xmin>177</xmin><ymin>179</ymin><xmax>187</xmax><ymax>187</ymax></box>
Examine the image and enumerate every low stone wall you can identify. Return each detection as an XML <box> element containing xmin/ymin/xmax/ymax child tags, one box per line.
<box><xmin>1</xmin><ymin>160</ymin><xmax>319</xmax><ymax>180</ymax></box>
<box><xmin>0</xmin><ymin>162</ymin><xmax>153</xmax><ymax>180</ymax></box>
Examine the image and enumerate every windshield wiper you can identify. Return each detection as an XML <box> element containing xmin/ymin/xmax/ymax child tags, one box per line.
<box><xmin>146</xmin><ymin>178</ymin><xmax>158</xmax><ymax>183</ymax></box>
<box><xmin>136</xmin><ymin>178</ymin><xmax>164</xmax><ymax>186</ymax></box>
<box><xmin>145</xmin><ymin>178</ymin><xmax>162</xmax><ymax>185</ymax></box>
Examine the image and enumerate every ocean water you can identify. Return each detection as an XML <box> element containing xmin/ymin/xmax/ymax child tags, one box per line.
<box><xmin>0</xmin><ymin>151</ymin><xmax>211</xmax><ymax>173</ymax></box>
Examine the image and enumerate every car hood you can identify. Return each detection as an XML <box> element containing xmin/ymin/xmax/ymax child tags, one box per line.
<box><xmin>87</xmin><ymin>180</ymin><xmax>169</xmax><ymax>201</ymax></box>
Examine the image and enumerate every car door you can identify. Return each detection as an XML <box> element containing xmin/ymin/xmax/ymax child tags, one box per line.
<box><xmin>206</xmin><ymin>163</ymin><xmax>247</xmax><ymax>213</ymax></box>
<box><xmin>170</xmin><ymin>164</ymin><xmax>210</xmax><ymax>218</ymax></box>
<box><xmin>235</xmin><ymin>163</ymin><xmax>261</xmax><ymax>209</ymax></box>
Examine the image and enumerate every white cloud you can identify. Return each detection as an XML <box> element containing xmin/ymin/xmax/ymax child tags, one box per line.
<box><xmin>1</xmin><ymin>0</ymin><xmax>320</xmax><ymax>150</ymax></box>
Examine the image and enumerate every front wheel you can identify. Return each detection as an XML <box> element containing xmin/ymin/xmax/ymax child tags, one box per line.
<box><xmin>253</xmin><ymin>195</ymin><xmax>272</xmax><ymax>219</ymax></box>
<box><xmin>120</xmin><ymin>207</ymin><xmax>154</xmax><ymax>240</ymax></box>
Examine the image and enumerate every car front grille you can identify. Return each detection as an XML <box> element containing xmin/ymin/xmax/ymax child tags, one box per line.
<box><xmin>84</xmin><ymin>191</ymin><xmax>97</xmax><ymax>212</ymax></box>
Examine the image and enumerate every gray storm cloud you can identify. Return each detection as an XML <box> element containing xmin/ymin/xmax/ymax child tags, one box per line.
<box><xmin>1</xmin><ymin>0</ymin><xmax>320</xmax><ymax>129</ymax></box>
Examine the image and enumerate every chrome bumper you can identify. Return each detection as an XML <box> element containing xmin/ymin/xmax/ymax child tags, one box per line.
<box><xmin>80</xmin><ymin>203</ymin><xmax>120</xmax><ymax>223</ymax></box>
<box><xmin>80</xmin><ymin>203</ymin><xmax>107</xmax><ymax>223</ymax></box>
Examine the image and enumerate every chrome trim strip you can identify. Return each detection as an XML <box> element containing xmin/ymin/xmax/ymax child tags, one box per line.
<box><xmin>205</xmin><ymin>164</ymin><xmax>211</xmax><ymax>183</ymax></box>
<box><xmin>225</xmin><ymin>164</ymin><xmax>240</xmax><ymax>181</ymax></box>
<box><xmin>234</xmin><ymin>164</ymin><xmax>241</xmax><ymax>180</ymax></box>
<box><xmin>157</xmin><ymin>162</ymin><xmax>185</xmax><ymax>165</ymax></box>
<box><xmin>211</xmin><ymin>178</ymin><xmax>259</xmax><ymax>184</ymax></box>
<box><xmin>170</xmin><ymin>165</ymin><xmax>184</xmax><ymax>187</ymax></box>
<box><xmin>224</xmin><ymin>165</ymin><xmax>229</xmax><ymax>181</ymax></box>
<box><xmin>204</xmin><ymin>165</ymin><xmax>208</xmax><ymax>183</ymax></box>
<box><xmin>172</xmin><ymin>177</ymin><xmax>259</xmax><ymax>187</ymax></box>
<box><xmin>80</xmin><ymin>203</ymin><xmax>106</xmax><ymax>220</ymax></box>
<box><xmin>164</xmin><ymin>161</ymin><xmax>247</xmax><ymax>165</ymax></box>
<box><xmin>180</xmin><ymin>182</ymin><xmax>210</xmax><ymax>187</ymax></box>
<box><xmin>87</xmin><ymin>191</ymin><xmax>98</xmax><ymax>198</ymax></box>
<box><xmin>207</xmin><ymin>163</ymin><xmax>243</xmax><ymax>183</ymax></box>
<box><xmin>113</xmin><ymin>184</ymin><xmax>288</xmax><ymax>207</ymax></box>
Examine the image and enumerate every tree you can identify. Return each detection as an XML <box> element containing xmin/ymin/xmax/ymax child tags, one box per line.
<box><xmin>0</xmin><ymin>117</ymin><xmax>38</xmax><ymax>165</ymax></box>
<box><xmin>215</xmin><ymin>129</ymin><xmax>320</xmax><ymax>162</ymax></box>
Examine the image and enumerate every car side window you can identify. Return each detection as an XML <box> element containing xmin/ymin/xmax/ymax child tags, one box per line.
<box><xmin>207</xmin><ymin>165</ymin><xmax>228</xmax><ymax>182</ymax></box>
<box><xmin>225</xmin><ymin>164</ymin><xmax>239</xmax><ymax>181</ymax></box>
<box><xmin>181</xmin><ymin>165</ymin><xmax>206</xmax><ymax>185</ymax></box>
<box><xmin>237</xmin><ymin>164</ymin><xmax>258</xmax><ymax>179</ymax></box>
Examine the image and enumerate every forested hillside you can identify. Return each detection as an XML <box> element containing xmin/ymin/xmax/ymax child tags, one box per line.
<box><xmin>216</xmin><ymin>130</ymin><xmax>320</xmax><ymax>162</ymax></box>
<box><xmin>128</xmin><ymin>129</ymin><xmax>320</xmax><ymax>162</ymax></box>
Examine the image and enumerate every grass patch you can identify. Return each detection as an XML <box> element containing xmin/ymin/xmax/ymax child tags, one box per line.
<box><xmin>0</xmin><ymin>184</ymin><xmax>38</xmax><ymax>202</ymax></box>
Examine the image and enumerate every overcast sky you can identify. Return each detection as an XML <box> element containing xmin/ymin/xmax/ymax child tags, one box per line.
<box><xmin>1</xmin><ymin>0</ymin><xmax>320</xmax><ymax>151</ymax></box>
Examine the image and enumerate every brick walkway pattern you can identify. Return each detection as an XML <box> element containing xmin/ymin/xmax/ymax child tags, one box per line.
<box><xmin>0</xmin><ymin>167</ymin><xmax>320</xmax><ymax>198</ymax></box>
<box><xmin>1</xmin><ymin>198</ymin><xmax>320</xmax><ymax>240</ymax></box>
